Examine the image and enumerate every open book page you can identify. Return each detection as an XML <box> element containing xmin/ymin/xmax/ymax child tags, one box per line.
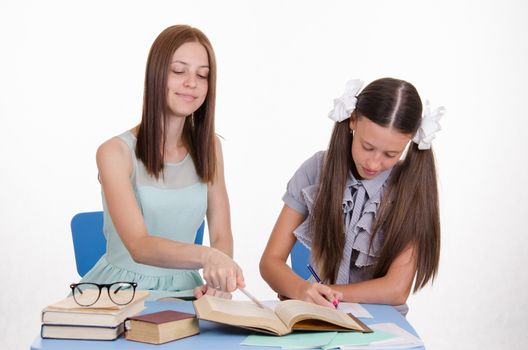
<box><xmin>46</xmin><ymin>290</ymin><xmax>149</xmax><ymax>312</ymax></box>
<box><xmin>266</xmin><ymin>300</ymin><xmax>373</xmax><ymax>319</ymax></box>
<box><xmin>261</xmin><ymin>300</ymin><xmax>280</xmax><ymax>311</ymax></box>
<box><xmin>193</xmin><ymin>295</ymin><xmax>290</xmax><ymax>335</ymax></box>
<box><xmin>274</xmin><ymin>300</ymin><xmax>367</xmax><ymax>331</ymax></box>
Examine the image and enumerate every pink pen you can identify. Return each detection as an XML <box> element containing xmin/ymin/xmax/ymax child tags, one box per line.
<box><xmin>332</xmin><ymin>299</ymin><xmax>339</xmax><ymax>308</ymax></box>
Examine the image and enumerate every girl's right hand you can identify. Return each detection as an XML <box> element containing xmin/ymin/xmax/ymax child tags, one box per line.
<box><xmin>202</xmin><ymin>247</ymin><xmax>245</xmax><ymax>292</ymax></box>
<box><xmin>299</xmin><ymin>282</ymin><xmax>343</xmax><ymax>308</ymax></box>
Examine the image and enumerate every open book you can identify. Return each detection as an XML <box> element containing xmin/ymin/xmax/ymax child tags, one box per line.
<box><xmin>193</xmin><ymin>295</ymin><xmax>372</xmax><ymax>336</ymax></box>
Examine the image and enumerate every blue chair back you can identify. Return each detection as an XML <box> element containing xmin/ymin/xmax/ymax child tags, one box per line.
<box><xmin>290</xmin><ymin>240</ymin><xmax>311</xmax><ymax>280</ymax></box>
<box><xmin>71</xmin><ymin>211</ymin><xmax>205</xmax><ymax>277</ymax></box>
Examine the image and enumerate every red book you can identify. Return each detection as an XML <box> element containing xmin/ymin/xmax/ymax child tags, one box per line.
<box><xmin>125</xmin><ymin>310</ymin><xmax>199</xmax><ymax>344</ymax></box>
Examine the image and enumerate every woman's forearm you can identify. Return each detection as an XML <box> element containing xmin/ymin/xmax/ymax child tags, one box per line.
<box><xmin>128</xmin><ymin>235</ymin><xmax>213</xmax><ymax>269</ymax></box>
<box><xmin>210</xmin><ymin>233</ymin><xmax>233</xmax><ymax>258</ymax></box>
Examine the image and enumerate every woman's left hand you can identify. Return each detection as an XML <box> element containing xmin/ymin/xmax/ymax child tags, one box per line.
<box><xmin>193</xmin><ymin>284</ymin><xmax>232</xmax><ymax>299</ymax></box>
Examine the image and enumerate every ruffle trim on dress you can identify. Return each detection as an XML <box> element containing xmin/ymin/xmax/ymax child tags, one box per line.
<box><xmin>345</xmin><ymin>176</ymin><xmax>384</xmax><ymax>267</ymax></box>
<box><xmin>80</xmin><ymin>256</ymin><xmax>204</xmax><ymax>297</ymax></box>
<box><xmin>292</xmin><ymin>184</ymin><xmax>319</xmax><ymax>248</ymax></box>
<box><xmin>293</xmin><ymin>179</ymin><xmax>386</xmax><ymax>269</ymax></box>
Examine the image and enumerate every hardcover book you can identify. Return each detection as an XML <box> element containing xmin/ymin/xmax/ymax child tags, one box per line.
<box><xmin>41</xmin><ymin>290</ymin><xmax>149</xmax><ymax>327</ymax></box>
<box><xmin>193</xmin><ymin>295</ymin><xmax>372</xmax><ymax>336</ymax></box>
<box><xmin>125</xmin><ymin>310</ymin><xmax>199</xmax><ymax>344</ymax></box>
<box><xmin>41</xmin><ymin>323</ymin><xmax>125</xmax><ymax>340</ymax></box>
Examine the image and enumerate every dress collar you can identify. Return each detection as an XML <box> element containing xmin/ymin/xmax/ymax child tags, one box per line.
<box><xmin>345</xmin><ymin>168</ymin><xmax>392</xmax><ymax>200</ymax></box>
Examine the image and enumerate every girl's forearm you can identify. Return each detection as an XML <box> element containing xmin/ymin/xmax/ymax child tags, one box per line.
<box><xmin>260</xmin><ymin>258</ymin><xmax>309</xmax><ymax>299</ymax></box>
<box><xmin>330</xmin><ymin>276</ymin><xmax>412</xmax><ymax>305</ymax></box>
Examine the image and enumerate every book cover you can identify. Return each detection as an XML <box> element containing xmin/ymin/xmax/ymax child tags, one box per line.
<box><xmin>125</xmin><ymin>310</ymin><xmax>199</xmax><ymax>344</ymax></box>
<box><xmin>193</xmin><ymin>295</ymin><xmax>372</xmax><ymax>336</ymax></box>
<box><xmin>41</xmin><ymin>323</ymin><xmax>125</xmax><ymax>340</ymax></box>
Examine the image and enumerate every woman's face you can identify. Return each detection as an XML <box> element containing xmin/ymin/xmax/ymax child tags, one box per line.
<box><xmin>349</xmin><ymin>113</ymin><xmax>412</xmax><ymax>179</ymax></box>
<box><xmin>166</xmin><ymin>41</ymin><xmax>209</xmax><ymax>118</ymax></box>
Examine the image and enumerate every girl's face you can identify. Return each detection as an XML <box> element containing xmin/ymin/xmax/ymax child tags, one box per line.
<box><xmin>166</xmin><ymin>41</ymin><xmax>209</xmax><ymax>118</ymax></box>
<box><xmin>349</xmin><ymin>113</ymin><xmax>412</xmax><ymax>179</ymax></box>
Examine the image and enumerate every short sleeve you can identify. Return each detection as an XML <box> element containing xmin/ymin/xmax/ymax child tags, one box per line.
<box><xmin>282</xmin><ymin>151</ymin><xmax>325</xmax><ymax>215</ymax></box>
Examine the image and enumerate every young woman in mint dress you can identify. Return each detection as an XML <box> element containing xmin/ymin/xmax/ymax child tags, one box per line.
<box><xmin>82</xmin><ymin>25</ymin><xmax>244</xmax><ymax>300</ymax></box>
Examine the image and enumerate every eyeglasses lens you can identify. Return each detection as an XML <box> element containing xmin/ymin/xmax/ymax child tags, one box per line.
<box><xmin>72</xmin><ymin>283</ymin><xmax>100</xmax><ymax>306</ymax></box>
<box><xmin>108</xmin><ymin>282</ymin><xmax>135</xmax><ymax>305</ymax></box>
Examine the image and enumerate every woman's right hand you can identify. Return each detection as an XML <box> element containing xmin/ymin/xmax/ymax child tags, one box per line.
<box><xmin>299</xmin><ymin>282</ymin><xmax>343</xmax><ymax>308</ymax></box>
<box><xmin>202</xmin><ymin>247</ymin><xmax>245</xmax><ymax>292</ymax></box>
<box><xmin>193</xmin><ymin>284</ymin><xmax>232</xmax><ymax>299</ymax></box>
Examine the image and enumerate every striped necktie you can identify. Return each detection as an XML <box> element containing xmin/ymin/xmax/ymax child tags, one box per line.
<box><xmin>336</xmin><ymin>184</ymin><xmax>366</xmax><ymax>284</ymax></box>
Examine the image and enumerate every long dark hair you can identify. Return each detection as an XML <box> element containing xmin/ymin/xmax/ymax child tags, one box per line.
<box><xmin>136</xmin><ymin>25</ymin><xmax>217</xmax><ymax>182</ymax></box>
<box><xmin>311</xmin><ymin>78</ymin><xmax>440</xmax><ymax>291</ymax></box>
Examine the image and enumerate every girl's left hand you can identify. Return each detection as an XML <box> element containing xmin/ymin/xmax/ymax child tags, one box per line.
<box><xmin>193</xmin><ymin>284</ymin><xmax>232</xmax><ymax>300</ymax></box>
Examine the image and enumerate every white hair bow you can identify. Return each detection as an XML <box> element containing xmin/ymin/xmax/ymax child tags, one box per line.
<box><xmin>328</xmin><ymin>79</ymin><xmax>364</xmax><ymax>122</ymax></box>
<box><xmin>412</xmin><ymin>101</ymin><xmax>446</xmax><ymax>150</ymax></box>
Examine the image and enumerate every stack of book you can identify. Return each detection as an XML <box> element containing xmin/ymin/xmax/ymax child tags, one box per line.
<box><xmin>40</xmin><ymin>290</ymin><xmax>149</xmax><ymax>340</ymax></box>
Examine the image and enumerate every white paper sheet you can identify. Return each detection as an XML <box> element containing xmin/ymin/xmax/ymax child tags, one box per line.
<box><xmin>337</xmin><ymin>302</ymin><xmax>373</xmax><ymax>318</ymax></box>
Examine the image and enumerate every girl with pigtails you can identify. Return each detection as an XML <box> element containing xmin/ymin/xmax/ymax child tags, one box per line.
<box><xmin>260</xmin><ymin>78</ymin><xmax>445</xmax><ymax>315</ymax></box>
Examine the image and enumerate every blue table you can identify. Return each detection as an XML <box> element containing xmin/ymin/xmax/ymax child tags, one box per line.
<box><xmin>31</xmin><ymin>301</ymin><xmax>424</xmax><ymax>349</ymax></box>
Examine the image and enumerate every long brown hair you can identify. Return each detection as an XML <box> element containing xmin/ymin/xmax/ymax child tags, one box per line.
<box><xmin>311</xmin><ymin>78</ymin><xmax>440</xmax><ymax>291</ymax></box>
<box><xmin>136</xmin><ymin>25</ymin><xmax>217</xmax><ymax>181</ymax></box>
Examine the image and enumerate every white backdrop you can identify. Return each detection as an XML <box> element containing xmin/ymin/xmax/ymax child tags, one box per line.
<box><xmin>1</xmin><ymin>1</ymin><xmax>527</xmax><ymax>349</ymax></box>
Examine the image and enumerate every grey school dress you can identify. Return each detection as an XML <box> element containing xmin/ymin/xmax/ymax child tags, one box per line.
<box><xmin>81</xmin><ymin>131</ymin><xmax>206</xmax><ymax>300</ymax></box>
<box><xmin>283</xmin><ymin>151</ymin><xmax>409</xmax><ymax>315</ymax></box>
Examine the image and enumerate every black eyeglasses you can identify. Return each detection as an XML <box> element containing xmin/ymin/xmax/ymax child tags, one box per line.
<box><xmin>70</xmin><ymin>282</ymin><xmax>138</xmax><ymax>307</ymax></box>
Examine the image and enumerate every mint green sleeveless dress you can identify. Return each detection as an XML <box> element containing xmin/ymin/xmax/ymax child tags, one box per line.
<box><xmin>81</xmin><ymin>131</ymin><xmax>207</xmax><ymax>300</ymax></box>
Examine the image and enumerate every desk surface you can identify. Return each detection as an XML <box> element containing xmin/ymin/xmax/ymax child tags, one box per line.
<box><xmin>31</xmin><ymin>301</ymin><xmax>424</xmax><ymax>350</ymax></box>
